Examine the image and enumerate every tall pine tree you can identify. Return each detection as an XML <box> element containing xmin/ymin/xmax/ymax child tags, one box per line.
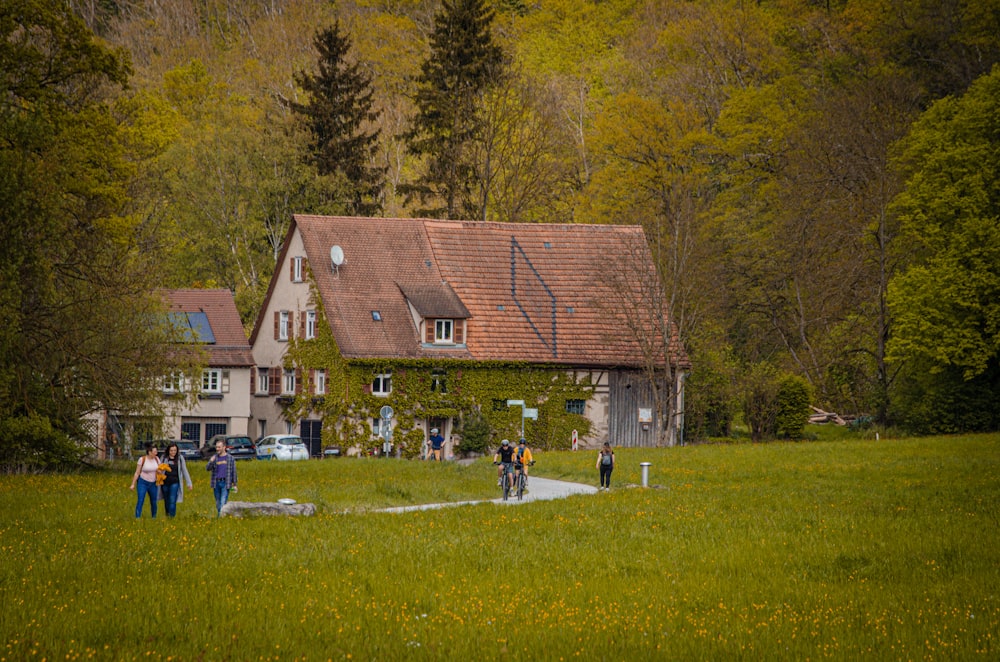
<box><xmin>404</xmin><ymin>0</ymin><xmax>505</xmax><ymax>219</ymax></box>
<box><xmin>293</xmin><ymin>22</ymin><xmax>384</xmax><ymax>217</ymax></box>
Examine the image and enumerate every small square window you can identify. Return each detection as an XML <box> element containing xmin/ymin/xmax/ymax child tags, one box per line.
<box><xmin>372</xmin><ymin>311</ymin><xmax>382</xmax><ymax>321</ymax></box>
<box><xmin>372</xmin><ymin>373</ymin><xmax>391</xmax><ymax>396</ymax></box>
<box><xmin>202</xmin><ymin>369</ymin><xmax>222</xmax><ymax>393</ymax></box>
<box><xmin>163</xmin><ymin>373</ymin><xmax>185</xmax><ymax>393</ymax></box>
<box><xmin>431</xmin><ymin>371</ymin><xmax>448</xmax><ymax>393</ymax></box>
<box><xmin>565</xmin><ymin>399</ymin><xmax>586</xmax><ymax>415</ymax></box>
<box><xmin>434</xmin><ymin>319</ymin><xmax>453</xmax><ymax>343</ymax></box>
<box><xmin>492</xmin><ymin>399</ymin><xmax>508</xmax><ymax>412</ymax></box>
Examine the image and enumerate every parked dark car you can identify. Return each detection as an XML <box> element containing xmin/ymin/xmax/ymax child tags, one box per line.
<box><xmin>204</xmin><ymin>434</ymin><xmax>256</xmax><ymax>460</ymax></box>
<box><xmin>175</xmin><ymin>441</ymin><xmax>201</xmax><ymax>461</ymax></box>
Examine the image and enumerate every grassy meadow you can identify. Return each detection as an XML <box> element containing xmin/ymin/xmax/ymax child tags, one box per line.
<box><xmin>1</xmin><ymin>434</ymin><xmax>998</xmax><ymax>660</ymax></box>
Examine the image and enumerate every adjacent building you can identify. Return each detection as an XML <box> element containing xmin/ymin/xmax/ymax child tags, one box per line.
<box><xmin>98</xmin><ymin>288</ymin><xmax>254</xmax><ymax>455</ymax></box>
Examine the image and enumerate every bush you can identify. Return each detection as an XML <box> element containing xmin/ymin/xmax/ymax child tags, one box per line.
<box><xmin>775</xmin><ymin>375</ymin><xmax>813</xmax><ymax>439</ymax></box>
<box><xmin>456</xmin><ymin>409</ymin><xmax>491</xmax><ymax>455</ymax></box>
<box><xmin>0</xmin><ymin>414</ymin><xmax>85</xmax><ymax>472</ymax></box>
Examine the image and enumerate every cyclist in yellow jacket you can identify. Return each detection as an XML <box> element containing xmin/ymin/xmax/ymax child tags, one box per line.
<box><xmin>514</xmin><ymin>438</ymin><xmax>533</xmax><ymax>484</ymax></box>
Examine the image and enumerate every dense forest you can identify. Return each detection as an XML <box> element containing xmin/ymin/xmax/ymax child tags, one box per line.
<box><xmin>3</xmin><ymin>0</ymin><xmax>999</xmax><ymax>465</ymax></box>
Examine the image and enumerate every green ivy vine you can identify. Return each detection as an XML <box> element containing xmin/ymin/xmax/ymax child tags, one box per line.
<box><xmin>282</xmin><ymin>287</ymin><xmax>593</xmax><ymax>454</ymax></box>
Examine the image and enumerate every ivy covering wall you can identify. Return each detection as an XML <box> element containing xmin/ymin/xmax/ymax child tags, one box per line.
<box><xmin>282</xmin><ymin>292</ymin><xmax>592</xmax><ymax>455</ymax></box>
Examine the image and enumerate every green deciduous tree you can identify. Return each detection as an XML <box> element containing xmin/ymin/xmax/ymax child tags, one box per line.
<box><xmin>292</xmin><ymin>22</ymin><xmax>385</xmax><ymax>217</ymax></box>
<box><xmin>0</xmin><ymin>1</ymin><xmax>180</xmax><ymax>468</ymax></box>
<box><xmin>404</xmin><ymin>0</ymin><xmax>505</xmax><ymax>219</ymax></box>
<box><xmin>886</xmin><ymin>65</ymin><xmax>1000</xmax><ymax>431</ymax></box>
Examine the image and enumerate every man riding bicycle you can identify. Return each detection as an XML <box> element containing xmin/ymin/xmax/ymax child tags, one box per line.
<box><xmin>493</xmin><ymin>439</ymin><xmax>516</xmax><ymax>492</ymax></box>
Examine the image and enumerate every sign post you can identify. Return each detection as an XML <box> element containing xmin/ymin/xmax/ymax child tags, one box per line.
<box><xmin>571</xmin><ymin>429</ymin><xmax>578</xmax><ymax>451</ymax></box>
<box><xmin>379</xmin><ymin>405</ymin><xmax>394</xmax><ymax>458</ymax></box>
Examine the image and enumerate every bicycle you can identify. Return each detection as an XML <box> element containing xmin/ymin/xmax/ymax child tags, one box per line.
<box><xmin>513</xmin><ymin>460</ymin><xmax>535</xmax><ymax>500</ymax></box>
<box><xmin>494</xmin><ymin>462</ymin><xmax>513</xmax><ymax>501</ymax></box>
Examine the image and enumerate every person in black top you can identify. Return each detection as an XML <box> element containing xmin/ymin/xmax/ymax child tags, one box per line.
<box><xmin>159</xmin><ymin>442</ymin><xmax>194</xmax><ymax>516</ymax></box>
<box><xmin>493</xmin><ymin>439</ymin><xmax>516</xmax><ymax>492</ymax></box>
<box><xmin>596</xmin><ymin>442</ymin><xmax>615</xmax><ymax>490</ymax></box>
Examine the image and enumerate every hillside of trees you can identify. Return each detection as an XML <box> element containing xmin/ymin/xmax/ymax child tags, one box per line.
<box><xmin>4</xmin><ymin>0</ymin><xmax>999</xmax><ymax>465</ymax></box>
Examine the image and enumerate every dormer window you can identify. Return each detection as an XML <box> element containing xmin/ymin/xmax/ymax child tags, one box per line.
<box><xmin>434</xmin><ymin>319</ymin><xmax>454</xmax><ymax>344</ymax></box>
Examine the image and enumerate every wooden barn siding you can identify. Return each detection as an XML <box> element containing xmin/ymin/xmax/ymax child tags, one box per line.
<box><xmin>608</xmin><ymin>370</ymin><xmax>660</xmax><ymax>448</ymax></box>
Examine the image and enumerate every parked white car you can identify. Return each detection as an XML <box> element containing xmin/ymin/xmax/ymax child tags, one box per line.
<box><xmin>256</xmin><ymin>434</ymin><xmax>309</xmax><ymax>461</ymax></box>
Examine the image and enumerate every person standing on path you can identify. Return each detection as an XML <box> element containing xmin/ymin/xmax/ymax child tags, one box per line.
<box><xmin>159</xmin><ymin>443</ymin><xmax>193</xmax><ymax>517</ymax></box>
<box><xmin>206</xmin><ymin>439</ymin><xmax>237</xmax><ymax>516</ymax></box>
<box><xmin>428</xmin><ymin>428</ymin><xmax>445</xmax><ymax>461</ymax></box>
<box><xmin>596</xmin><ymin>442</ymin><xmax>615</xmax><ymax>490</ymax></box>
<box><xmin>130</xmin><ymin>443</ymin><xmax>160</xmax><ymax>518</ymax></box>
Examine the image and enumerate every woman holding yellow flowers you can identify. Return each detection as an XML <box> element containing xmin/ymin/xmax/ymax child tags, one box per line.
<box><xmin>159</xmin><ymin>443</ymin><xmax>193</xmax><ymax>517</ymax></box>
<box><xmin>129</xmin><ymin>442</ymin><xmax>160</xmax><ymax>518</ymax></box>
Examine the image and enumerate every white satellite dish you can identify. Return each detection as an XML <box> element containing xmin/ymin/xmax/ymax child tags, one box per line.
<box><xmin>330</xmin><ymin>245</ymin><xmax>345</xmax><ymax>269</ymax></box>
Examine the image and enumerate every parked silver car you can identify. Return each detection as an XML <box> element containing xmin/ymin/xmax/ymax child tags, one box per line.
<box><xmin>256</xmin><ymin>434</ymin><xmax>309</xmax><ymax>461</ymax></box>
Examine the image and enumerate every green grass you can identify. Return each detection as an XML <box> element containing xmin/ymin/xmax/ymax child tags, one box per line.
<box><xmin>1</xmin><ymin>435</ymin><xmax>998</xmax><ymax>660</ymax></box>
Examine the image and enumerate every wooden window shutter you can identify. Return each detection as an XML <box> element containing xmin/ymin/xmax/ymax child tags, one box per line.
<box><xmin>274</xmin><ymin>311</ymin><xmax>279</xmax><ymax>340</ymax></box>
<box><xmin>295</xmin><ymin>368</ymin><xmax>303</xmax><ymax>394</ymax></box>
<box><xmin>308</xmin><ymin>369</ymin><xmax>315</xmax><ymax>395</ymax></box>
<box><xmin>455</xmin><ymin>321</ymin><xmax>464</xmax><ymax>344</ymax></box>
<box><xmin>221</xmin><ymin>370</ymin><xmax>230</xmax><ymax>393</ymax></box>
<box><xmin>250</xmin><ymin>367</ymin><xmax>256</xmax><ymax>395</ymax></box>
<box><xmin>299</xmin><ymin>312</ymin><xmax>306</xmax><ymax>339</ymax></box>
<box><xmin>289</xmin><ymin>258</ymin><xmax>293</xmax><ymax>281</ymax></box>
<box><xmin>269</xmin><ymin>367</ymin><xmax>281</xmax><ymax>395</ymax></box>
<box><xmin>362</xmin><ymin>383</ymin><xmax>372</xmax><ymax>394</ymax></box>
<box><xmin>425</xmin><ymin>321</ymin><xmax>434</xmax><ymax>344</ymax></box>
<box><xmin>302</xmin><ymin>258</ymin><xmax>308</xmax><ymax>277</ymax></box>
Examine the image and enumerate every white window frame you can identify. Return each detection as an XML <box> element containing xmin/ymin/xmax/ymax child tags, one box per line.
<box><xmin>257</xmin><ymin>367</ymin><xmax>269</xmax><ymax>394</ymax></box>
<box><xmin>279</xmin><ymin>311</ymin><xmax>290</xmax><ymax>341</ymax></box>
<box><xmin>292</xmin><ymin>256</ymin><xmax>304</xmax><ymax>282</ymax></box>
<box><xmin>163</xmin><ymin>373</ymin><xmax>185</xmax><ymax>394</ymax></box>
<box><xmin>283</xmin><ymin>368</ymin><xmax>296</xmax><ymax>395</ymax></box>
<box><xmin>434</xmin><ymin>319</ymin><xmax>454</xmax><ymax>344</ymax></box>
<box><xmin>372</xmin><ymin>373</ymin><xmax>392</xmax><ymax>396</ymax></box>
<box><xmin>306</xmin><ymin>310</ymin><xmax>317</xmax><ymax>340</ymax></box>
<box><xmin>202</xmin><ymin>369</ymin><xmax>222</xmax><ymax>394</ymax></box>
<box><xmin>314</xmin><ymin>369</ymin><xmax>326</xmax><ymax>395</ymax></box>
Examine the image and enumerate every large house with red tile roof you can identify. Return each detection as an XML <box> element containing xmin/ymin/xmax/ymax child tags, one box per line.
<box><xmin>97</xmin><ymin>289</ymin><xmax>254</xmax><ymax>456</ymax></box>
<box><xmin>249</xmin><ymin>215</ymin><xmax>689</xmax><ymax>455</ymax></box>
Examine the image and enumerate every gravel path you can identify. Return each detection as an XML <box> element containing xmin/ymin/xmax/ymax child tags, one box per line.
<box><xmin>379</xmin><ymin>476</ymin><xmax>598</xmax><ymax>513</ymax></box>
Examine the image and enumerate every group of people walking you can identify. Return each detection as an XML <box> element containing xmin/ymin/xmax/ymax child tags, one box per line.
<box><xmin>130</xmin><ymin>438</ymin><xmax>237</xmax><ymax>518</ymax></box>
<box><xmin>130</xmin><ymin>433</ymin><xmax>618</xmax><ymax>518</ymax></box>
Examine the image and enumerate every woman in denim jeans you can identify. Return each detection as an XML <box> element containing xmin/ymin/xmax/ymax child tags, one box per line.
<box><xmin>129</xmin><ymin>443</ymin><xmax>160</xmax><ymax>518</ymax></box>
<box><xmin>206</xmin><ymin>439</ymin><xmax>238</xmax><ymax>516</ymax></box>
<box><xmin>159</xmin><ymin>443</ymin><xmax>193</xmax><ymax>517</ymax></box>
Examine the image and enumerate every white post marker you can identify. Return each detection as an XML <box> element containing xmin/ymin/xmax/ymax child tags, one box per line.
<box><xmin>571</xmin><ymin>429</ymin><xmax>578</xmax><ymax>451</ymax></box>
<box><xmin>640</xmin><ymin>462</ymin><xmax>652</xmax><ymax>488</ymax></box>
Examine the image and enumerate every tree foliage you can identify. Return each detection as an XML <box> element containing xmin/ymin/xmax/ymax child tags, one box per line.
<box><xmin>292</xmin><ymin>22</ymin><xmax>385</xmax><ymax>217</ymax></box>
<box><xmin>886</xmin><ymin>64</ymin><xmax>1000</xmax><ymax>432</ymax></box>
<box><xmin>0</xmin><ymin>1</ymin><xmax>181</xmax><ymax>468</ymax></box>
<box><xmin>403</xmin><ymin>0</ymin><xmax>506</xmax><ymax>219</ymax></box>
<box><xmin>11</xmin><ymin>0</ymin><xmax>1000</xmax><ymax>442</ymax></box>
